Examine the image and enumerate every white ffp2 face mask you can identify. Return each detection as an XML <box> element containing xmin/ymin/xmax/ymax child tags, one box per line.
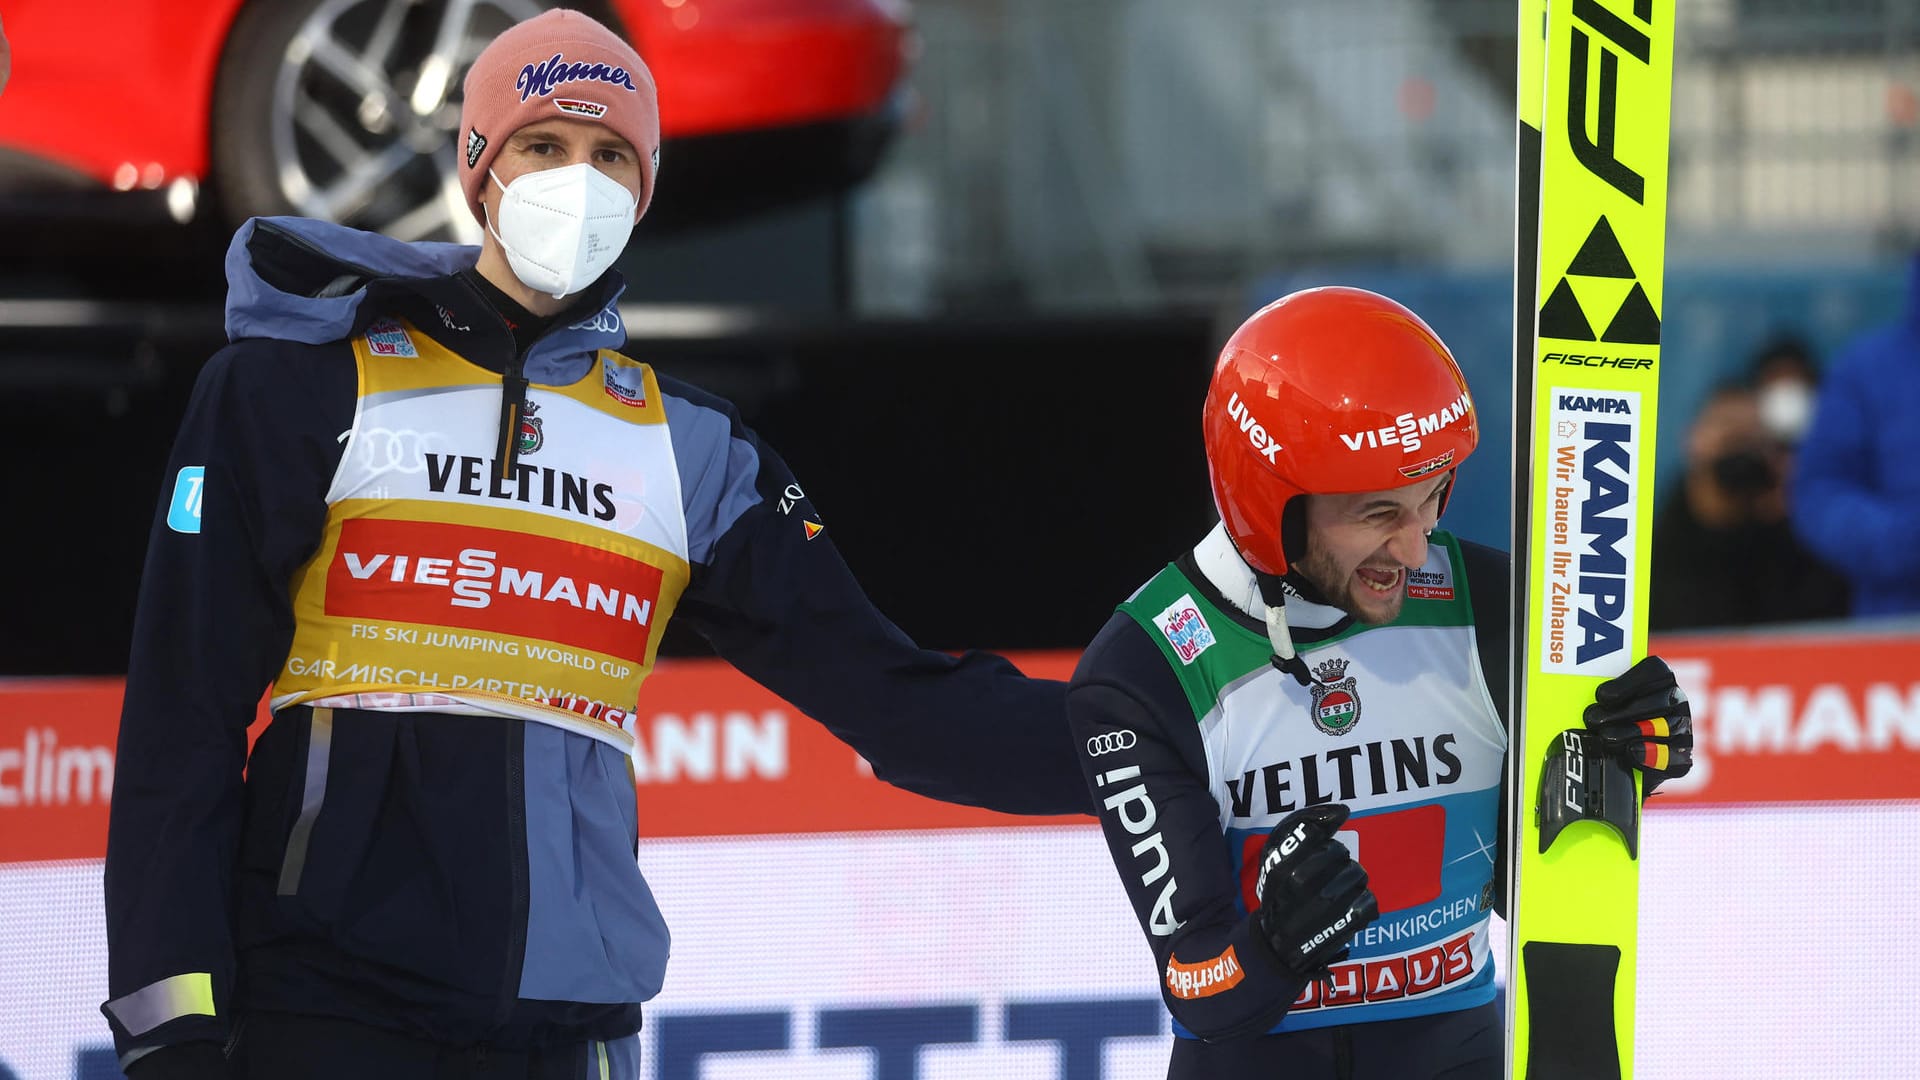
<box><xmin>1758</xmin><ymin>379</ymin><xmax>1815</xmax><ymax>444</ymax></box>
<box><xmin>485</xmin><ymin>163</ymin><xmax>637</xmax><ymax>298</ymax></box>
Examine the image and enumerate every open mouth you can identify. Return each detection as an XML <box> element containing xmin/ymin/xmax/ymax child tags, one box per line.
<box><xmin>1356</xmin><ymin>566</ymin><xmax>1402</xmax><ymax>594</ymax></box>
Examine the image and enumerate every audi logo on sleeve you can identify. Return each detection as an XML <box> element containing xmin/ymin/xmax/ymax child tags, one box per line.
<box><xmin>1086</xmin><ymin>730</ymin><xmax>1138</xmax><ymax>757</ymax></box>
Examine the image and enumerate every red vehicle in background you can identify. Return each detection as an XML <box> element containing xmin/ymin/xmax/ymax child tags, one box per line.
<box><xmin>0</xmin><ymin>0</ymin><xmax>912</xmax><ymax>243</ymax></box>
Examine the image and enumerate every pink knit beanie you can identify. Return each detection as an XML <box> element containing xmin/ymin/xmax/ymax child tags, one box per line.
<box><xmin>457</xmin><ymin>9</ymin><xmax>661</xmax><ymax>225</ymax></box>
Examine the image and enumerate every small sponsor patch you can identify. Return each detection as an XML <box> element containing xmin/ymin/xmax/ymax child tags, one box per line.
<box><xmin>1406</xmin><ymin>563</ymin><xmax>1454</xmax><ymax>601</ymax></box>
<box><xmin>167</xmin><ymin>466</ymin><xmax>205</xmax><ymax>534</ymax></box>
<box><xmin>365</xmin><ymin>319</ymin><xmax>418</xmax><ymax>358</ymax></box>
<box><xmin>1154</xmin><ymin>594</ymin><xmax>1216</xmax><ymax>665</ymax></box>
<box><xmin>1166</xmin><ymin>946</ymin><xmax>1244</xmax><ymax>1000</ymax></box>
<box><xmin>777</xmin><ymin>483</ymin><xmax>806</xmax><ymax>516</ymax></box>
<box><xmin>803</xmin><ymin>520</ymin><xmax>825</xmax><ymax>541</ymax></box>
<box><xmin>602</xmin><ymin>362</ymin><xmax>647</xmax><ymax>406</ymax></box>
<box><xmin>466</xmin><ymin>127</ymin><xmax>487</xmax><ymax>169</ymax></box>
<box><xmin>554</xmin><ymin>97</ymin><xmax>608</xmax><ymax>119</ymax></box>
<box><xmin>1399</xmin><ymin>448</ymin><xmax>1455</xmax><ymax>480</ymax></box>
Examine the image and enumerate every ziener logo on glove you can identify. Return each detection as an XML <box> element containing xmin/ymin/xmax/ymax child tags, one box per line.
<box><xmin>1299</xmin><ymin>906</ymin><xmax>1359</xmax><ymax>957</ymax></box>
<box><xmin>1165</xmin><ymin>946</ymin><xmax>1244</xmax><ymax>1000</ymax></box>
<box><xmin>1254</xmin><ymin>820</ymin><xmax>1311</xmax><ymax>902</ymax></box>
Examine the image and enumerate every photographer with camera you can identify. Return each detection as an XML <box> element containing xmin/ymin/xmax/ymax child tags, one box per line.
<box><xmin>1649</xmin><ymin>381</ymin><xmax>1848</xmax><ymax>631</ymax></box>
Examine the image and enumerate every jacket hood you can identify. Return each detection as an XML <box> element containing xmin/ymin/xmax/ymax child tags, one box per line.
<box><xmin>222</xmin><ymin>216</ymin><xmax>629</xmax><ymax>382</ymax></box>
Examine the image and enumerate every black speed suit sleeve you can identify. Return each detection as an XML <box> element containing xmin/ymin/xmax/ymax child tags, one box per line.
<box><xmin>661</xmin><ymin>375</ymin><xmax>1092</xmax><ymax>816</ymax></box>
<box><xmin>102</xmin><ymin>341</ymin><xmax>348</xmax><ymax>1061</ymax></box>
<box><xmin>1069</xmin><ymin>613</ymin><xmax>1310</xmax><ymax>1040</ymax></box>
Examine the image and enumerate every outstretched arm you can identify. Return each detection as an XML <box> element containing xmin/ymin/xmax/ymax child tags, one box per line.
<box><xmin>661</xmin><ymin>374</ymin><xmax>1089</xmax><ymax>816</ymax></box>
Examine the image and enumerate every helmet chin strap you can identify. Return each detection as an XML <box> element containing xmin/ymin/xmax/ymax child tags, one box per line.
<box><xmin>1256</xmin><ymin>574</ymin><xmax>1314</xmax><ymax>687</ymax></box>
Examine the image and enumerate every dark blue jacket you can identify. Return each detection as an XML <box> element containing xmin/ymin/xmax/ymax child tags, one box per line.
<box><xmin>1791</xmin><ymin>254</ymin><xmax>1920</xmax><ymax>615</ymax></box>
<box><xmin>101</xmin><ymin>218</ymin><xmax>1090</xmax><ymax>1069</ymax></box>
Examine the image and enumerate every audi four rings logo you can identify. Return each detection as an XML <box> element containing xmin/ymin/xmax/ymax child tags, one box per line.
<box><xmin>354</xmin><ymin>427</ymin><xmax>453</xmax><ymax>475</ymax></box>
<box><xmin>568</xmin><ymin>306</ymin><xmax>622</xmax><ymax>335</ymax></box>
<box><xmin>1086</xmin><ymin>730</ymin><xmax>1137</xmax><ymax>756</ymax></box>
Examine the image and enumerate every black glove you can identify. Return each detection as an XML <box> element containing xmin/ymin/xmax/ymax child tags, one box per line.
<box><xmin>1585</xmin><ymin>654</ymin><xmax>1694</xmax><ymax>793</ymax></box>
<box><xmin>123</xmin><ymin>1040</ymin><xmax>230</xmax><ymax>1080</ymax></box>
<box><xmin>1253</xmin><ymin>804</ymin><xmax>1380</xmax><ymax>978</ymax></box>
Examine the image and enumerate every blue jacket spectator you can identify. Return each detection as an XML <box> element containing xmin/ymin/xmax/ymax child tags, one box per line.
<box><xmin>1790</xmin><ymin>256</ymin><xmax>1920</xmax><ymax>615</ymax></box>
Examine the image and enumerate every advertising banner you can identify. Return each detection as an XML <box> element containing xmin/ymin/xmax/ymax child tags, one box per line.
<box><xmin>6</xmin><ymin>632</ymin><xmax>1917</xmax><ymax>866</ymax></box>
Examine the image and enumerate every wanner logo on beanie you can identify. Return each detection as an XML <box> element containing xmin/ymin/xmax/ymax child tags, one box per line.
<box><xmin>516</xmin><ymin>53</ymin><xmax>637</xmax><ymax>103</ymax></box>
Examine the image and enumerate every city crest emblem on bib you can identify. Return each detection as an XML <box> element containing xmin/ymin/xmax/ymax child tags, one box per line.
<box><xmin>518</xmin><ymin>400</ymin><xmax>544</xmax><ymax>455</ymax></box>
<box><xmin>1308</xmin><ymin>657</ymin><xmax>1361</xmax><ymax>737</ymax></box>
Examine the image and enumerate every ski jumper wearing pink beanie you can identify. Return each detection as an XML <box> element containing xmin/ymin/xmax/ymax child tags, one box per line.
<box><xmin>457</xmin><ymin>9</ymin><xmax>661</xmax><ymax>226</ymax></box>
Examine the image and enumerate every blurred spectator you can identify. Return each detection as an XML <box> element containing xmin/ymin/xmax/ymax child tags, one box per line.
<box><xmin>0</xmin><ymin>11</ymin><xmax>11</xmax><ymax>98</ymax></box>
<box><xmin>1748</xmin><ymin>334</ymin><xmax>1820</xmax><ymax>446</ymax></box>
<box><xmin>1791</xmin><ymin>259</ymin><xmax>1920</xmax><ymax>616</ymax></box>
<box><xmin>1651</xmin><ymin>383</ymin><xmax>1849</xmax><ymax>631</ymax></box>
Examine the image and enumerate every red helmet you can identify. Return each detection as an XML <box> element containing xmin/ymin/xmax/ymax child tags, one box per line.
<box><xmin>1203</xmin><ymin>286</ymin><xmax>1478</xmax><ymax>577</ymax></box>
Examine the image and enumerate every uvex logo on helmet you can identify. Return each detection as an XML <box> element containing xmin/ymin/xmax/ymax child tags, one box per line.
<box><xmin>1225</xmin><ymin>392</ymin><xmax>1282</xmax><ymax>463</ymax></box>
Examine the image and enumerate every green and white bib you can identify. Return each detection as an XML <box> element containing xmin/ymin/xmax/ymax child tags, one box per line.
<box><xmin>1120</xmin><ymin>527</ymin><xmax>1506</xmax><ymax>1033</ymax></box>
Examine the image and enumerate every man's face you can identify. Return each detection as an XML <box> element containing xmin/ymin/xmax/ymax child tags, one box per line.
<box><xmin>1293</xmin><ymin>473</ymin><xmax>1451</xmax><ymax>626</ymax></box>
<box><xmin>479</xmin><ymin>117</ymin><xmax>644</xmax><ymax>225</ymax></box>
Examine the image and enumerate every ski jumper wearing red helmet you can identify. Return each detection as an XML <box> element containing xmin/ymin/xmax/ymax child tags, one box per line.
<box><xmin>1066</xmin><ymin>285</ymin><xmax>1690</xmax><ymax>1079</ymax></box>
<box><xmin>1068</xmin><ymin>286</ymin><xmax>1509</xmax><ymax>1078</ymax></box>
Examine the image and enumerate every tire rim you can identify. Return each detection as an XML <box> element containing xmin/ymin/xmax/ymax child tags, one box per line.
<box><xmin>270</xmin><ymin>0</ymin><xmax>549</xmax><ymax>242</ymax></box>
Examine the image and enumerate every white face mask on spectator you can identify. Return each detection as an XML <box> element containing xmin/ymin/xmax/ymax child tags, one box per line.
<box><xmin>1758</xmin><ymin>379</ymin><xmax>1815</xmax><ymax>444</ymax></box>
<box><xmin>485</xmin><ymin>163</ymin><xmax>636</xmax><ymax>299</ymax></box>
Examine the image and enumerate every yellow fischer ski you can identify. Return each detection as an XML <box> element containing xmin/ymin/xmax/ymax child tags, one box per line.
<box><xmin>1507</xmin><ymin>1</ymin><xmax>1675</xmax><ymax>1077</ymax></box>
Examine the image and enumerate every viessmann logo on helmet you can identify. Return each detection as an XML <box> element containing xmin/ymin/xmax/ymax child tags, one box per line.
<box><xmin>1340</xmin><ymin>393</ymin><xmax>1473</xmax><ymax>455</ymax></box>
